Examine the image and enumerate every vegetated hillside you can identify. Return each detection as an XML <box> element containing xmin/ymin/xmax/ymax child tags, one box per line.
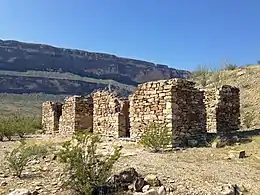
<box><xmin>0</xmin><ymin>93</ymin><xmax>66</xmax><ymax>118</ymax></box>
<box><xmin>0</xmin><ymin>39</ymin><xmax>190</xmax><ymax>88</ymax></box>
<box><xmin>0</xmin><ymin>74</ymin><xmax>133</xmax><ymax>97</ymax></box>
<box><xmin>191</xmin><ymin>65</ymin><xmax>260</xmax><ymax>129</ymax></box>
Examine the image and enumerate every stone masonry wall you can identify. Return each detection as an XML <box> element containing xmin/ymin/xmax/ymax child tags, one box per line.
<box><xmin>204</xmin><ymin>85</ymin><xmax>240</xmax><ymax>134</ymax></box>
<box><xmin>59</xmin><ymin>95</ymin><xmax>93</xmax><ymax>134</ymax></box>
<box><xmin>41</xmin><ymin>79</ymin><xmax>240</xmax><ymax>147</ymax></box>
<box><xmin>42</xmin><ymin>101</ymin><xmax>62</xmax><ymax>134</ymax></box>
<box><xmin>93</xmin><ymin>91</ymin><xmax>129</xmax><ymax>138</ymax></box>
<box><xmin>129</xmin><ymin>78</ymin><xmax>206</xmax><ymax>147</ymax></box>
<box><xmin>172</xmin><ymin>83</ymin><xmax>206</xmax><ymax>146</ymax></box>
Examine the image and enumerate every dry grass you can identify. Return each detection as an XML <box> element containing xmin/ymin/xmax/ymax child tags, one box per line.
<box><xmin>191</xmin><ymin>65</ymin><xmax>260</xmax><ymax>129</ymax></box>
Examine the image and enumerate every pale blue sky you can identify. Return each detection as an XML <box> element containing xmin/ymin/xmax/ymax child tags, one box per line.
<box><xmin>1</xmin><ymin>0</ymin><xmax>260</xmax><ymax>71</ymax></box>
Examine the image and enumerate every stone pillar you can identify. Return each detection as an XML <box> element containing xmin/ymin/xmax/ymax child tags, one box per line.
<box><xmin>59</xmin><ymin>95</ymin><xmax>93</xmax><ymax>134</ymax></box>
<box><xmin>204</xmin><ymin>85</ymin><xmax>240</xmax><ymax>134</ymax></box>
<box><xmin>42</xmin><ymin>101</ymin><xmax>62</xmax><ymax>134</ymax></box>
<box><xmin>129</xmin><ymin>79</ymin><xmax>173</xmax><ymax>139</ymax></box>
<box><xmin>171</xmin><ymin>81</ymin><xmax>206</xmax><ymax>146</ymax></box>
<box><xmin>129</xmin><ymin>78</ymin><xmax>207</xmax><ymax>147</ymax></box>
<box><xmin>93</xmin><ymin>91</ymin><xmax>129</xmax><ymax>138</ymax></box>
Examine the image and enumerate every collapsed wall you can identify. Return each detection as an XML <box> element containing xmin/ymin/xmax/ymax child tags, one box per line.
<box><xmin>93</xmin><ymin>91</ymin><xmax>129</xmax><ymax>138</ymax></box>
<box><xmin>59</xmin><ymin>95</ymin><xmax>93</xmax><ymax>134</ymax></box>
<box><xmin>129</xmin><ymin>78</ymin><xmax>206</xmax><ymax>147</ymax></box>
<box><xmin>42</xmin><ymin>101</ymin><xmax>62</xmax><ymax>134</ymax></box>
<box><xmin>204</xmin><ymin>85</ymin><xmax>240</xmax><ymax>134</ymax></box>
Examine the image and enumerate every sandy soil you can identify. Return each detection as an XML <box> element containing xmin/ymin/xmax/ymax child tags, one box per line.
<box><xmin>0</xmin><ymin>134</ymin><xmax>260</xmax><ymax>195</ymax></box>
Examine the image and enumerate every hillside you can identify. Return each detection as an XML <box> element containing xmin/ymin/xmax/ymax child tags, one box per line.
<box><xmin>191</xmin><ymin>65</ymin><xmax>260</xmax><ymax>129</ymax></box>
<box><xmin>0</xmin><ymin>39</ymin><xmax>189</xmax><ymax>93</ymax></box>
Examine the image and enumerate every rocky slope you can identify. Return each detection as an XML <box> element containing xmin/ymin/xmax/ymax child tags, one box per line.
<box><xmin>0</xmin><ymin>39</ymin><xmax>189</xmax><ymax>95</ymax></box>
<box><xmin>191</xmin><ymin>65</ymin><xmax>260</xmax><ymax>129</ymax></box>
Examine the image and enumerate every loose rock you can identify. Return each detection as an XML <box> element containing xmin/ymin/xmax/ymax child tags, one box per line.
<box><xmin>158</xmin><ymin>186</ymin><xmax>166</xmax><ymax>195</ymax></box>
<box><xmin>8</xmin><ymin>189</ymin><xmax>31</xmax><ymax>195</ymax></box>
<box><xmin>134</xmin><ymin>188</ymin><xmax>158</xmax><ymax>195</ymax></box>
<box><xmin>142</xmin><ymin>185</ymin><xmax>150</xmax><ymax>192</ymax></box>
<box><xmin>144</xmin><ymin>174</ymin><xmax>161</xmax><ymax>187</ymax></box>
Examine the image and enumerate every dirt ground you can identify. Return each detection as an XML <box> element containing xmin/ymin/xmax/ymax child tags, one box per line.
<box><xmin>0</xmin><ymin>134</ymin><xmax>260</xmax><ymax>195</ymax></box>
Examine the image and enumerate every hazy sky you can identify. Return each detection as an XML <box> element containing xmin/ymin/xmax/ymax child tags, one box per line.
<box><xmin>1</xmin><ymin>0</ymin><xmax>259</xmax><ymax>71</ymax></box>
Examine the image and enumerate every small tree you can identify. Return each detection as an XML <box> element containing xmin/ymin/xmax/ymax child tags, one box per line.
<box><xmin>139</xmin><ymin>123</ymin><xmax>171</xmax><ymax>152</ymax></box>
<box><xmin>6</xmin><ymin>141</ymin><xmax>48</xmax><ymax>178</ymax></box>
<box><xmin>189</xmin><ymin>65</ymin><xmax>209</xmax><ymax>87</ymax></box>
<box><xmin>58</xmin><ymin>132</ymin><xmax>121</xmax><ymax>195</ymax></box>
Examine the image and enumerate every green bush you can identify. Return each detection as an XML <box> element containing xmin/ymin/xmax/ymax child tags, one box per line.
<box><xmin>11</xmin><ymin>115</ymin><xmax>40</xmax><ymax>138</ymax></box>
<box><xmin>0</xmin><ymin>118</ymin><xmax>15</xmax><ymax>141</ymax></box>
<box><xmin>58</xmin><ymin>132</ymin><xmax>121</xmax><ymax>195</ymax></box>
<box><xmin>6</xmin><ymin>141</ymin><xmax>48</xmax><ymax>178</ymax></box>
<box><xmin>0</xmin><ymin>114</ymin><xmax>40</xmax><ymax>141</ymax></box>
<box><xmin>139</xmin><ymin>123</ymin><xmax>171</xmax><ymax>152</ymax></box>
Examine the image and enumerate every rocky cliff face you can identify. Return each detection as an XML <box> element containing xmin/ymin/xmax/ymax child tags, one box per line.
<box><xmin>0</xmin><ymin>39</ymin><xmax>190</xmax><ymax>86</ymax></box>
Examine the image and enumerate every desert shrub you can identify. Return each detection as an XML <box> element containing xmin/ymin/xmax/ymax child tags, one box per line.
<box><xmin>58</xmin><ymin>132</ymin><xmax>121</xmax><ymax>195</ymax></box>
<box><xmin>0</xmin><ymin>114</ymin><xmax>40</xmax><ymax>141</ymax></box>
<box><xmin>243</xmin><ymin>112</ymin><xmax>255</xmax><ymax>129</ymax></box>
<box><xmin>224</xmin><ymin>64</ymin><xmax>237</xmax><ymax>70</ymax></box>
<box><xmin>0</xmin><ymin>130</ymin><xmax>3</xmax><ymax>141</ymax></box>
<box><xmin>189</xmin><ymin>65</ymin><xmax>209</xmax><ymax>87</ymax></box>
<box><xmin>10</xmin><ymin>114</ymin><xmax>40</xmax><ymax>137</ymax></box>
<box><xmin>6</xmin><ymin>141</ymin><xmax>48</xmax><ymax>178</ymax></box>
<box><xmin>139</xmin><ymin>123</ymin><xmax>171</xmax><ymax>152</ymax></box>
<box><xmin>0</xmin><ymin>118</ymin><xmax>15</xmax><ymax>141</ymax></box>
<box><xmin>209</xmin><ymin>68</ymin><xmax>221</xmax><ymax>88</ymax></box>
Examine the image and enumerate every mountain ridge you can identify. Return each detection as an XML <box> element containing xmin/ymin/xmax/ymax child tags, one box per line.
<box><xmin>0</xmin><ymin>39</ymin><xmax>190</xmax><ymax>96</ymax></box>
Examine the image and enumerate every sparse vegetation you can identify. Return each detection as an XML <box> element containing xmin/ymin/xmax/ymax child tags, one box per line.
<box><xmin>189</xmin><ymin>65</ymin><xmax>210</xmax><ymax>87</ymax></box>
<box><xmin>6</xmin><ymin>141</ymin><xmax>48</xmax><ymax>178</ymax></box>
<box><xmin>0</xmin><ymin>114</ymin><xmax>41</xmax><ymax>141</ymax></box>
<box><xmin>58</xmin><ymin>132</ymin><xmax>121</xmax><ymax>195</ymax></box>
<box><xmin>139</xmin><ymin>123</ymin><xmax>171</xmax><ymax>152</ymax></box>
<box><xmin>0</xmin><ymin>93</ymin><xmax>66</xmax><ymax>118</ymax></box>
<box><xmin>223</xmin><ymin>64</ymin><xmax>238</xmax><ymax>70</ymax></box>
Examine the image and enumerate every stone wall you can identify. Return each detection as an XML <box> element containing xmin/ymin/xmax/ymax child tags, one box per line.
<box><xmin>204</xmin><ymin>85</ymin><xmax>240</xmax><ymax>134</ymax></box>
<box><xmin>59</xmin><ymin>95</ymin><xmax>93</xmax><ymax>134</ymax></box>
<box><xmin>42</xmin><ymin>101</ymin><xmax>62</xmax><ymax>134</ymax></box>
<box><xmin>41</xmin><ymin>79</ymin><xmax>240</xmax><ymax>146</ymax></box>
<box><xmin>129</xmin><ymin>78</ymin><xmax>206</xmax><ymax>147</ymax></box>
<box><xmin>93</xmin><ymin>91</ymin><xmax>129</xmax><ymax>138</ymax></box>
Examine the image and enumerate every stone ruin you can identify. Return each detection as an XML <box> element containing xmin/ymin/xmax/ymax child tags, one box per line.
<box><xmin>42</xmin><ymin>96</ymin><xmax>93</xmax><ymax>134</ymax></box>
<box><xmin>129</xmin><ymin>79</ymin><xmax>206</xmax><ymax>147</ymax></box>
<box><xmin>59</xmin><ymin>95</ymin><xmax>93</xmax><ymax>134</ymax></box>
<box><xmin>204</xmin><ymin>85</ymin><xmax>240</xmax><ymax>134</ymax></box>
<box><xmin>93</xmin><ymin>91</ymin><xmax>129</xmax><ymax>137</ymax></box>
<box><xmin>42</xmin><ymin>78</ymin><xmax>240</xmax><ymax>147</ymax></box>
<box><xmin>42</xmin><ymin>101</ymin><xmax>62</xmax><ymax>134</ymax></box>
